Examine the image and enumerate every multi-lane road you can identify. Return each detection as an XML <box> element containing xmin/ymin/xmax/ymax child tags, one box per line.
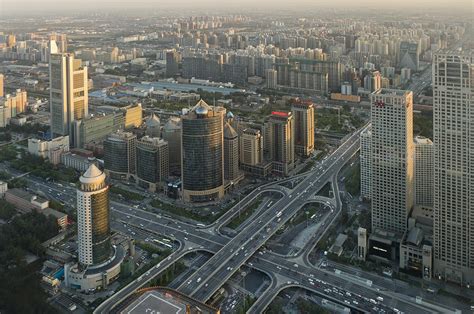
<box><xmin>175</xmin><ymin>124</ymin><xmax>367</xmax><ymax>301</ymax></box>
<box><xmin>3</xmin><ymin>124</ymin><xmax>464</xmax><ymax>313</ymax></box>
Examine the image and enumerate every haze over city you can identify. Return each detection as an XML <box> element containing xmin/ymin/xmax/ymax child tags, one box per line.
<box><xmin>0</xmin><ymin>1</ymin><xmax>472</xmax><ymax>313</ymax></box>
<box><xmin>0</xmin><ymin>0</ymin><xmax>471</xmax><ymax>15</ymax></box>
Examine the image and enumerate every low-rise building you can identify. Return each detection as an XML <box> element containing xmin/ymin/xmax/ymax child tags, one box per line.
<box><xmin>61</xmin><ymin>152</ymin><xmax>98</xmax><ymax>172</ymax></box>
<box><xmin>64</xmin><ymin>245</ymin><xmax>125</xmax><ymax>292</ymax></box>
<box><xmin>42</xmin><ymin>208</ymin><xmax>68</xmax><ymax>230</ymax></box>
<box><xmin>28</xmin><ymin>136</ymin><xmax>70</xmax><ymax>159</ymax></box>
<box><xmin>5</xmin><ymin>188</ymin><xmax>49</xmax><ymax>213</ymax></box>
<box><xmin>0</xmin><ymin>181</ymin><xmax>7</xmax><ymax>197</ymax></box>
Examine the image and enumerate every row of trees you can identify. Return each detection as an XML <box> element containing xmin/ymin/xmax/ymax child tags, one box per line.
<box><xmin>10</xmin><ymin>150</ymin><xmax>79</xmax><ymax>183</ymax></box>
<box><xmin>0</xmin><ymin>211</ymin><xmax>59</xmax><ymax>313</ymax></box>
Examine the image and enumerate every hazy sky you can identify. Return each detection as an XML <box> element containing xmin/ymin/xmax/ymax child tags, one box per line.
<box><xmin>0</xmin><ymin>0</ymin><xmax>471</xmax><ymax>15</ymax></box>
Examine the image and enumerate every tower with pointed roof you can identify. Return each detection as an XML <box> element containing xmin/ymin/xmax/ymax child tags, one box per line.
<box><xmin>224</xmin><ymin>122</ymin><xmax>239</xmax><ymax>182</ymax></box>
<box><xmin>77</xmin><ymin>164</ymin><xmax>111</xmax><ymax>266</ymax></box>
<box><xmin>145</xmin><ymin>112</ymin><xmax>161</xmax><ymax>138</ymax></box>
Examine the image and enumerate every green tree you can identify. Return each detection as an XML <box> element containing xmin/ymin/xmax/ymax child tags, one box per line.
<box><xmin>0</xmin><ymin>200</ymin><xmax>16</xmax><ymax>220</ymax></box>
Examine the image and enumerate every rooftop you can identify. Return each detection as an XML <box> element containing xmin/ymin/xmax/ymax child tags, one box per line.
<box><xmin>6</xmin><ymin>188</ymin><xmax>48</xmax><ymax>203</ymax></box>
<box><xmin>80</xmin><ymin>164</ymin><xmax>106</xmax><ymax>185</ymax></box>
<box><xmin>118</xmin><ymin>287</ymin><xmax>218</xmax><ymax>314</ymax></box>
<box><xmin>224</xmin><ymin>122</ymin><xmax>238</xmax><ymax>138</ymax></box>
<box><xmin>42</xmin><ymin>208</ymin><xmax>67</xmax><ymax>219</ymax></box>
<box><xmin>414</xmin><ymin>136</ymin><xmax>433</xmax><ymax>145</ymax></box>
<box><xmin>372</xmin><ymin>88</ymin><xmax>410</xmax><ymax>97</ymax></box>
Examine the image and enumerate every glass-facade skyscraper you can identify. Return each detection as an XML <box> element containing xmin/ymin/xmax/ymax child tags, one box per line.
<box><xmin>181</xmin><ymin>100</ymin><xmax>225</xmax><ymax>202</ymax></box>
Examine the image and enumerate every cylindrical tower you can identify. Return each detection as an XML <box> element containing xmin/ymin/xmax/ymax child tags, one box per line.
<box><xmin>181</xmin><ymin>100</ymin><xmax>225</xmax><ymax>203</ymax></box>
<box><xmin>77</xmin><ymin>164</ymin><xmax>111</xmax><ymax>266</ymax></box>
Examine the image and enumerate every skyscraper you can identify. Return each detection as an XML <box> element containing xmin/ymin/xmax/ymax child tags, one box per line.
<box><xmin>166</xmin><ymin>51</ymin><xmax>180</xmax><ymax>77</ymax></box>
<box><xmin>240</xmin><ymin>128</ymin><xmax>263</xmax><ymax>167</ymax></box>
<box><xmin>291</xmin><ymin>99</ymin><xmax>315</xmax><ymax>157</ymax></box>
<box><xmin>50</xmin><ymin>53</ymin><xmax>88</xmax><ymax>142</ymax></box>
<box><xmin>399</xmin><ymin>42</ymin><xmax>419</xmax><ymax>71</ymax></box>
<box><xmin>433</xmin><ymin>49</ymin><xmax>473</xmax><ymax>284</ymax></box>
<box><xmin>103</xmin><ymin>131</ymin><xmax>137</xmax><ymax>180</ymax></box>
<box><xmin>77</xmin><ymin>164</ymin><xmax>111</xmax><ymax>266</ymax></box>
<box><xmin>66</xmin><ymin>164</ymin><xmax>123</xmax><ymax>291</ymax></box>
<box><xmin>265</xmin><ymin>111</ymin><xmax>295</xmax><ymax>176</ymax></box>
<box><xmin>181</xmin><ymin>100</ymin><xmax>225</xmax><ymax>202</ymax></box>
<box><xmin>162</xmin><ymin>117</ymin><xmax>182</xmax><ymax>175</ymax></box>
<box><xmin>136</xmin><ymin>136</ymin><xmax>169</xmax><ymax>192</ymax></box>
<box><xmin>413</xmin><ymin>136</ymin><xmax>433</xmax><ymax>208</ymax></box>
<box><xmin>224</xmin><ymin>122</ymin><xmax>239</xmax><ymax>182</ymax></box>
<box><xmin>370</xmin><ymin>89</ymin><xmax>414</xmax><ymax>235</ymax></box>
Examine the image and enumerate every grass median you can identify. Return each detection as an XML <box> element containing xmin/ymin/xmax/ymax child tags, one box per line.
<box><xmin>226</xmin><ymin>197</ymin><xmax>264</xmax><ymax>230</ymax></box>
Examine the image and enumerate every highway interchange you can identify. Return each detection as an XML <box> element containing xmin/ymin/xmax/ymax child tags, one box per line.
<box><xmin>3</xmin><ymin>124</ymin><xmax>464</xmax><ymax>314</ymax></box>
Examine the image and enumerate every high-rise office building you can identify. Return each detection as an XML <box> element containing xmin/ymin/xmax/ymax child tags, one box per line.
<box><xmin>399</xmin><ymin>42</ymin><xmax>419</xmax><ymax>71</ymax></box>
<box><xmin>240</xmin><ymin>128</ymin><xmax>263</xmax><ymax>167</ymax></box>
<box><xmin>370</xmin><ymin>89</ymin><xmax>414</xmax><ymax>235</ymax></box>
<box><xmin>50</xmin><ymin>53</ymin><xmax>88</xmax><ymax>142</ymax></box>
<box><xmin>103</xmin><ymin>131</ymin><xmax>137</xmax><ymax>180</ymax></box>
<box><xmin>123</xmin><ymin>103</ymin><xmax>143</xmax><ymax>129</ymax></box>
<box><xmin>66</xmin><ymin>164</ymin><xmax>123</xmax><ymax>291</ymax></box>
<box><xmin>291</xmin><ymin>99</ymin><xmax>315</xmax><ymax>157</ymax></box>
<box><xmin>77</xmin><ymin>164</ymin><xmax>111</xmax><ymax>266</ymax></box>
<box><xmin>71</xmin><ymin>111</ymin><xmax>124</xmax><ymax>149</ymax></box>
<box><xmin>413</xmin><ymin>136</ymin><xmax>433</xmax><ymax>208</ymax></box>
<box><xmin>224</xmin><ymin>122</ymin><xmax>239</xmax><ymax>182</ymax></box>
<box><xmin>433</xmin><ymin>49</ymin><xmax>473</xmax><ymax>284</ymax></box>
<box><xmin>360</xmin><ymin>128</ymin><xmax>372</xmax><ymax>200</ymax></box>
<box><xmin>136</xmin><ymin>136</ymin><xmax>169</xmax><ymax>192</ymax></box>
<box><xmin>162</xmin><ymin>117</ymin><xmax>182</xmax><ymax>175</ymax></box>
<box><xmin>265</xmin><ymin>111</ymin><xmax>295</xmax><ymax>176</ymax></box>
<box><xmin>166</xmin><ymin>51</ymin><xmax>180</xmax><ymax>77</ymax></box>
<box><xmin>181</xmin><ymin>100</ymin><xmax>225</xmax><ymax>202</ymax></box>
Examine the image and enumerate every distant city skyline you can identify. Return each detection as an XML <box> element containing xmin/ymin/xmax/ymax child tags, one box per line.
<box><xmin>0</xmin><ymin>0</ymin><xmax>470</xmax><ymax>16</ymax></box>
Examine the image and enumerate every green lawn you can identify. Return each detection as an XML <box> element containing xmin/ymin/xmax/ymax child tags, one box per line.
<box><xmin>110</xmin><ymin>186</ymin><xmax>144</xmax><ymax>201</ymax></box>
<box><xmin>289</xmin><ymin>203</ymin><xmax>321</xmax><ymax>227</ymax></box>
<box><xmin>345</xmin><ymin>163</ymin><xmax>360</xmax><ymax>196</ymax></box>
<box><xmin>227</xmin><ymin>197</ymin><xmax>264</xmax><ymax>229</ymax></box>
